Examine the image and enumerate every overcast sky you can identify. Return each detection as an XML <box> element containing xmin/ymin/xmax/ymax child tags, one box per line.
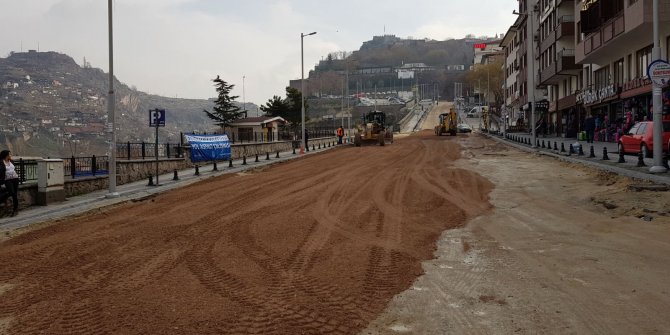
<box><xmin>0</xmin><ymin>0</ymin><xmax>517</xmax><ymax>105</ymax></box>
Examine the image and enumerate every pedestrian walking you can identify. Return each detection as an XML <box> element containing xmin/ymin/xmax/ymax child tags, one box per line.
<box><xmin>336</xmin><ymin>126</ymin><xmax>344</xmax><ymax>145</ymax></box>
<box><xmin>0</xmin><ymin>150</ymin><xmax>20</xmax><ymax>217</ymax></box>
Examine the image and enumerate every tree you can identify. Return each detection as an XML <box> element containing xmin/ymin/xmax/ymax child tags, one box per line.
<box><xmin>285</xmin><ymin>86</ymin><xmax>307</xmax><ymax>125</ymax></box>
<box><xmin>203</xmin><ymin>75</ymin><xmax>243</xmax><ymax>131</ymax></box>
<box><xmin>259</xmin><ymin>87</ymin><xmax>308</xmax><ymax>125</ymax></box>
<box><xmin>260</xmin><ymin>95</ymin><xmax>289</xmax><ymax>118</ymax></box>
<box><xmin>465</xmin><ymin>60</ymin><xmax>505</xmax><ymax>106</ymax></box>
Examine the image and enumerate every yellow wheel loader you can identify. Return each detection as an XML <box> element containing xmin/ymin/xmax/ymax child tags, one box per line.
<box><xmin>435</xmin><ymin>108</ymin><xmax>458</xmax><ymax>136</ymax></box>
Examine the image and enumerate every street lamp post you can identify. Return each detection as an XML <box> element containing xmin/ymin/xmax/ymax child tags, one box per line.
<box><xmin>650</xmin><ymin>0</ymin><xmax>667</xmax><ymax>173</ymax></box>
<box><xmin>300</xmin><ymin>31</ymin><xmax>316</xmax><ymax>154</ymax></box>
<box><xmin>106</xmin><ymin>0</ymin><xmax>118</xmax><ymax>197</ymax></box>
<box><xmin>242</xmin><ymin>75</ymin><xmax>246</xmax><ymax>116</ymax></box>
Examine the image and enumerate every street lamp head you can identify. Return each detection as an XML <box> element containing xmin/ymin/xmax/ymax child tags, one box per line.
<box><xmin>302</xmin><ymin>31</ymin><xmax>317</xmax><ymax>37</ymax></box>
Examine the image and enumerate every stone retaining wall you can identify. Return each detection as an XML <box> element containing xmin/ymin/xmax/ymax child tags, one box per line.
<box><xmin>2</xmin><ymin>138</ymin><xmax>338</xmax><ymax>216</ymax></box>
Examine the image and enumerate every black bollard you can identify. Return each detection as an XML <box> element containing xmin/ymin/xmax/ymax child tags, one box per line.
<box><xmin>293</xmin><ymin>146</ymin><xmax>296</xmax><ymax>155</ymax></box>
<box><xmin>243</xmin><ymin>156</ymin><xmax>247</xmax><ymax>165</ymax></box>
<box><xmin>213</xmin><ymin>161</ymin><xmax>218</xmax><ymax>171</ymax></box>
<box><xmin>318</xmin><ymin>143</ymin><xmax>321</xmax><ymax>149</ymax></box>
<box><xmin>637</xmin><ymin>152</ymin><xmax>646</xmax><ymax>167</ymax></box>
<box><xmin>560</xmin><ymin>143</ymin><xmax>566</xmax><ymax>153</ymax></box>
<box><xmin>569</xmin><ymin>144</ymin><xmax>575</xmax><ymax>155</ymax></box>
<box><xmin>195</xmin><ymin>165</ymin><xmax>200</xmax><ymax>176</ymax></box>
<box><xmin>589</xmin><ymin>146</ymin><xmax>596</xmax><ymax>158</ymax></box>
<box><xmin>553</xmin><ymin>142</ymin><xmax>558</xmax><ymax>151</ymax></box>
<box><xmin>276</xmin><ymin>151</ymin><xmax>280</xmax><ymax>158</ymax></box>
<box><xmin>617</xmin><ymin>151</ymin><xmax>626</xmax><ymax>163</ymax></box>
<box><xmin>578</xmin><ymin>145</ymin><xmax>585</xmax><ymax>156</ymax></box>
<box><xmin>173</xmin><ymin>169</ymin><xmax>179</xmax><ymax>181</ymax></box>
<box><xmin>266</xmin><ymin>152</ymin><xmax>270</xmax><ymax>160</ymax></box>
<box><xmin>255</xmin><ymin>154</ymin><xmax>260</xmax><ymax>162</ymax></box>
<box><xmin>662</xmin><ymin>154</ymin><xmax>669</xmax><ymax>169</ymax></box>
<box><xmin>537</xmin><ymin>139</ymin><xmax>540</xmax><ymax>147</ymax></box>
<box><xmin>602</xmin><ymin>147</ymin><xmax>610</xmax><ymax>160</ymax></box>
<box><xmin>312</xmin><ymin>144</ymin><xmax>316</xmax><ymax>151</ymax></box>
<box><xmin>147</xmin><ymin>174</ymin><xmax>154</xmax><ymax>186</ymax></box>
<box><xmin>541</xmin><ymin>140</ymin><xmax>545</xmax><ymax>148</ymax></box>
<box><xmin>228</xmin><ymin>159</ymin><xmax>233</xmax><ymax>168</ymax></box>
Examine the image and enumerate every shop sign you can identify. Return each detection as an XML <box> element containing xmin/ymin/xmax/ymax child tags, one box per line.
<box><xmin>647</xmin><ymin>60</ymin><xmax>670</xmax><ymax>87</ymax></box>
<box><xmin>622</xmin><ymin>77</ymin><xmax>652</xmax><ymax>92</ymax></box>
<box><xmin>577</xmin><ymin>85</ymin><xmax>619</xmax><ymax>105</ymax></box>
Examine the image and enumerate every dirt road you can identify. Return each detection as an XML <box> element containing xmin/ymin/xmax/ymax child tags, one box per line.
<box><xmin>0</xmin><ymin>129</ymin><xmax>491</xmax><ymax>334</ymax></box>
<box><xmin>2</xmin><ymin>112</ymin><xmax>670</xmax><ymax>334</ymax></box>
<box><xmin>363</xmin><ymin>135</ymin><xmax>670</xmax><ymax>334</ymax></box>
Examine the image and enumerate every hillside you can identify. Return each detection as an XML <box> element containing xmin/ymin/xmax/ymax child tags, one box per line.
<box><xmin>0</xmin><ymin>51</ymin><xmax>247</xmax><ymax>157</ymax></box>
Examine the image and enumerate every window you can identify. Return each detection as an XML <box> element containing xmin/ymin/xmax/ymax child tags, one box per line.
<box><xmin>595</xmin><ymin>67</ymin><xmax>609</xmax><ymax>89</ymax></box>
<box><xmin>613</xmin><ymin>59</ymin><xmax>624</xmax><ymax>86</ymax></box>
<box><xmin>238</xmin><ymin>128</ymin><xmax>253</xmax><ymax>141</ymax></box>
<box><xmin>637</xmin><ymin>45</ymin><xmax>653</xmax><ymax>78</ymax></box>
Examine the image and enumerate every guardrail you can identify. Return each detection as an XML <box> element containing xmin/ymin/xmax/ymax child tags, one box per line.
<box><xmin>64</xmin><ymin>156</ymin><xmax>109</xmax><ymax>179</ymax></box>
<box><xmin>12</xmin><ymin>158</ymin><xmax>38</xmax><ymax>184</ymax></box>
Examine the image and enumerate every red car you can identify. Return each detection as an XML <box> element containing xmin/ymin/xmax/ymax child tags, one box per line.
<box><xmin>618</xmin><ymin>121</ymin><xmax>670</xmax><ymax>158</ymax></box>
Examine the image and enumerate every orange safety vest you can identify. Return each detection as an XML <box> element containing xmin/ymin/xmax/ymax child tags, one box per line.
<box><xmin>337</xmin><ymin>128</ymin><xmax>344</xmax><ymax>137</ymax></box>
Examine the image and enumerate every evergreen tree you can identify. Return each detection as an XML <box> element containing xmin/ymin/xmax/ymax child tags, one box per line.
<box><xmin>285</xmin><ymin>87</ymin><xmax>308</xmax><ymax>125</ymax></box>
<box><xmin>260</xmin><ymin>96</ymin><xmax>290</xmax><ymax>118</ymax></box>
<box><xmin>203</xmin><ymin>75</ymin><xmax>243</xmax><ymax>131</ymax></box>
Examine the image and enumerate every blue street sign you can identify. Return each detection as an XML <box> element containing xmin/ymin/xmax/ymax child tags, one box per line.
<box><xmin>149</xmin><ymin>109</ymin><xmax>166</xmax><ymax>127</ymax></box>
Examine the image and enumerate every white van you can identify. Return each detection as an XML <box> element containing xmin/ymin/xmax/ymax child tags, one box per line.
<box><xmin>466</xmin><ymin>106</ymin><xmax>483</xmax><ymax>118</ymax></box>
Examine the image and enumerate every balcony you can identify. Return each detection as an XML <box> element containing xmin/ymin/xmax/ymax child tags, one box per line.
<box><xmin>556</xmin><ymin>49</ymin><xmax>580</xmax><ymax>73</ymax></box>
<box><xmin>556</xmin><ymin>0</ymin><xmax>574</xmax><ymax>8</ymax></box>
<box><xmin>579</xmin><ymin>14</ymin><xmax>625</xmax><ymax>62</ymax></box>
<box><xmin>539</xmin><ymin>49</ymin><xmax>580</xmax><ymax>85</ymax></box>
<box><xmin>556</xmin><ymin>16</ymin><xmax>575</xmax><ymax>40</ymax></box>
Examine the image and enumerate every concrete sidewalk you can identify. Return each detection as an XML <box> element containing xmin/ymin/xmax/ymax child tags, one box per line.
<box><xmin>0</xmin><ymin>143</ymin><xmax>340</xmax><ymax>231</ymax></box>
<box><xmin>486</xmin><ymin>131</ymin><xmax>670</xmax><ymax>186</ymax></box>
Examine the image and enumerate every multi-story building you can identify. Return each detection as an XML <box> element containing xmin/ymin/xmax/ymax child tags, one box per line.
<box><xmin>501</xmin><ymin>0</ymin><xmax>670</xmax><ymax>139</ymax></box>
<box><xmin>575</xmin><ymin>0</ymin><xmax>670</xmax><ymax>142</ymax></box>
<box><xmin>538</xmin><ymin>0</ymin><xmax>582</xmax><ymax>137</ymax></box>
<box><xmin>501</xmin><ymin>0</ymin><xmax>544</xmax><ymax>128</ymax></box>
<box><xmin>501</xmin><ymin>17</ymin><xmax>523</xmax><ymax>123</ymax></box>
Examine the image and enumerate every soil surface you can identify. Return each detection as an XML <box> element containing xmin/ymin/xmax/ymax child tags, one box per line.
<box><xmin>2</xmin><ymin>102</ymin><xmax>670</xmax><ymax>334</ymax></box>
<box><xmin>363</xmin><ymin>113</ymin><xmax>670</xmax><ymax>334</ymax></box>
<box><xmin>0</xmin><ymin>121</ymin><xmax>493</xmax><ymax>334</ymax></box>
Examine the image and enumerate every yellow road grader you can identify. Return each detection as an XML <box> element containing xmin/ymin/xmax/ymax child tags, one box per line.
<box><xmin>353</xmin><ymin>111</ymin><xmax>394</xmax><ymax>146</ymax></box>
<box><xmin>435</xmin><ymin>107</ymin><xmax>458</xmax><ymax>136</ymax></box>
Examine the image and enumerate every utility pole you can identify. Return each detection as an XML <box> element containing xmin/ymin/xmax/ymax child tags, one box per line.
<box><xmin>525</xmin><ymin>1</ymin><xmax>537</xmax><ymax>148</ymax></box>
<box><xmin>106</xmin><ymin>0</ymin><xmax>118</xmax><ymax>197</ymax></box>
<box><xmin>650</xmin><ymin>0</ymin><xmax>667</xmax><ymax>173</ymax></box>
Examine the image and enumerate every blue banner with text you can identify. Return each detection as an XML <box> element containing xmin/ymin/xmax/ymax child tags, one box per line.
<box><xmin>185</xmin><ymin>134</ymin><xmax>231</xmax><ymax>162</ymax></box>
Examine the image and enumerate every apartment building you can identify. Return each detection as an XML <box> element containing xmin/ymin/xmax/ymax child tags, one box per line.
<box><xmin>501</xmin><ymin>0</ymin><xmax>544</xmax><ymax>127</ymax></box>
<box><xmin>501</xmin><ymin>17</ymin><xmax>523</xmax><ymax>123</ymax></box>
<box><xmin>538</xmin><ymin>0</ymin><xmax>582</xmax><ymax>137</ymax></box>
<box><xmin>575</xmin><ymin>0</ymin><xmax>670</xmax><ymax>142</ymax></box>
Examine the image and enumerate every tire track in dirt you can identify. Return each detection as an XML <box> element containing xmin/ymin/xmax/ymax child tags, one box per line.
<box><xmin>0</xmin><ymin>131</ymin><xmax>493</xmax><ymax>334</ymax></box>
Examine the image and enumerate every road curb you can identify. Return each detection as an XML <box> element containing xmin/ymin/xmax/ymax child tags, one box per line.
<box><xmin>478</xmin><ymin>132</ymin><xmax>670</xmax><ymax>186</ymax></box>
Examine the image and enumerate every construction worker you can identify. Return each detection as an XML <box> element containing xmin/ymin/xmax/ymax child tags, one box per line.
<box><xmin>336</xmin><ymin>126</ymin><xmax>344</xmax><ymax>145</ymax></box>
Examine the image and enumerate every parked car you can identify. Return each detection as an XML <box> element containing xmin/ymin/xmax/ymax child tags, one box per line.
<box><xmin>617</xmin><ymin>121</ymin><xmax>670</xmax><ymax>158</ymax></box>
<box><xmin>457</xmin><ymin>123</ymin><xmax>473</xmax><ymax>133</ymax></box>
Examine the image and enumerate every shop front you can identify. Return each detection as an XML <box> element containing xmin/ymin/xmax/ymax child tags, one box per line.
<box><xmin>557</xmin><ymin>94</ymin><xmax>578</xmax><ymax>138</ymax></box>
<box><xmin>580</xmin><ymin>84</ymin><xmax>622</xmax><ymax>143</ymax></box>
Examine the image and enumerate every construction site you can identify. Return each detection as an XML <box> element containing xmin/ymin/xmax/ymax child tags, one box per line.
<box><xmin>1</xmin><ymin>102</ymin><xmax>670</xmax><ymax>334</ymax></box>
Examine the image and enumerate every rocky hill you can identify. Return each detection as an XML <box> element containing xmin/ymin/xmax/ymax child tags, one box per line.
<box><xmin>0</xmin><ymin>51</ymin><xmax>247</xmax><ymax>158</ymax></box>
